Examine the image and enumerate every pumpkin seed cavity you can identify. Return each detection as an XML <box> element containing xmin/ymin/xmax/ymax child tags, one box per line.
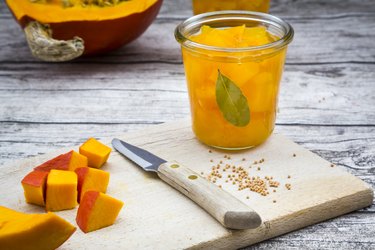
<box><xmin>29</xmin><ymin>0</ymin><xmax>131</xmax><ymax>8</ymax></box>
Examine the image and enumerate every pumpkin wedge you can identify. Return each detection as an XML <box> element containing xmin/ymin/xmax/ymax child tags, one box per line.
<box><xmin>0</xmin><ymin>206</ymin><xmax>76</xmax><ymax>250</ymax></box>
<box><xmin>5</xmin><ymin>0</ymin><xmax>163</xmax><ymax>61</ymax></box>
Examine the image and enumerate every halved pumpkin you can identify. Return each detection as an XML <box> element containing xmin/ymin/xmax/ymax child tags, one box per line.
<box><xmin>5</xmin><ymin>0</ymin><xmax>163</xmax><ymax>61</ymax></box>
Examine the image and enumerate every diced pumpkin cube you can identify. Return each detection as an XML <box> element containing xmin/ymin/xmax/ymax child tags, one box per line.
<box><xmin>34</xmin><ymin>150</ymin><xmax>88</xmax><ymax>172</ymax></box>
<box><xmin>79</xmin><ymin>138</ymin><xmax>111</xmax><ymax>168</ymax></box>
<box><xmin>21</xmin><ymin>170</ymin><xmax>49</xmax><ymax>206</ymax></box>
<box><xmin>75</xmin><ymin>167</ymin><xmax>110</xmax><ymax>202</ymax></box>
<box><xmin>76</xmin><ymin>191</ymin><xmax>123</xmax><ymax>233</ymax></box>
<box><xmin>46</xmin><ymin>170</ymin><xmax>78</xmax><ymax>212</ymax></box>
<box><xmin>0</xmin><ymin>206</ymin><xmax>76</xmax><ymax>250</ymax></box>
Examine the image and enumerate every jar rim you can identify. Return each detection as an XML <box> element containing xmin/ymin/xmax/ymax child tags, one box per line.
<box><xmin>175</xmin><ymin>11</ymin><xmax>294</xmax><ymax>53</ymax></box>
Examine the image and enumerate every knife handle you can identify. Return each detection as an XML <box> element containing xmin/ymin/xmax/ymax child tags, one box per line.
<box><xmin>157</xmin><ymin>161</ymin><xmax>262</xmax><ymax>230</ymax></box>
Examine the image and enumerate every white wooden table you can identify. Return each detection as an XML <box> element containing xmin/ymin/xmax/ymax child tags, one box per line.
<box><xmin>0</xmin><ymin>0</ymin><xmax>374</xmax><ymax>249</ymax></box>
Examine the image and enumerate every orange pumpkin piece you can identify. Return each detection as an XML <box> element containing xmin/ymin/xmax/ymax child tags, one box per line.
<box><xmin>75</xmin><ymin>167</ymin><xmax>110</xmax><ymax>202</ymax></box>
<box><xmin>45</xmin><ymin>170</ymin><xmax>78</xmax><ymax>212</ymax></box>
<box><xmin>21</xmin><ymin>170</ymin><xmax>49</xmax><ymax>206</ymax></box>
<box><xmin>34</xmin><ymin>150</ymin><xmax>87</xmax><ymax>172</ymax></box>
<box><xmin>79</xmin><ymin>138</ymin><xmax>111</xmax><ymax>168</ymax></box>
<box><xmin>0</xmin><ymin>206</ymin><xmax>76</xmax><ymax>250</ymax></box>
<box><xmin>5</xmin><ymin>0</ymin><xmax>163</xmax><ymax>58</ymax></box>
<box><xmin>76</xmin><ymin>191</ymin><xmax>124</xmax><ymax>233</ymax></box>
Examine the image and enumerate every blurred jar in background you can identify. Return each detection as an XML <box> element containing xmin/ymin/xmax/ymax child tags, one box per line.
<box><xmin>192</xmin><ymin>0</ymin><xmax>270</xmax><ymax>15</ymax></box>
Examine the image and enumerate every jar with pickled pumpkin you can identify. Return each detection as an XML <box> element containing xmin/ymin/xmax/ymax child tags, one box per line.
<box><xmin>175</xmin><ymin>11</ymin><xmax>294</xmax><ymax>149</ymax></box>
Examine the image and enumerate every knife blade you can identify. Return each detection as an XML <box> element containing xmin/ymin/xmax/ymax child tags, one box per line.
<box><xmin>112</xmin><ymin>138</ymin><xmax>262</xmax><ymax>230</ymax></box>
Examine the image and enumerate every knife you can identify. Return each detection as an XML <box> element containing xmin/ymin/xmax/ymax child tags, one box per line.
<box><xmin>112</xmin><ymin>138</ymin><xmax>262</xmax><ymax>230</ymax></box>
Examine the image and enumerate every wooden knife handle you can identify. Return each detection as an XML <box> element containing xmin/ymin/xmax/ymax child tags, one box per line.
<box><xmin>157</xmin><ymin>161</ymin><xmax>262</xmax><ymax>230</ymax></box>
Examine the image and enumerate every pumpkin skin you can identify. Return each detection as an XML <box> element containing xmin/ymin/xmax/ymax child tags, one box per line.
<box><xmin>5</xmin><ymin>0</ymin><xmax>163</xmax><ymax>55</ymax></box>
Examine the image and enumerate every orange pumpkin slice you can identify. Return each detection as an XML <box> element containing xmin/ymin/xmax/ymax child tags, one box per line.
<box><xmin>76</xmin><ymin>191</ymin><xmax>124</xmax><ymax>233</ymax></box>
<box><xmin>21</xmin><ymin>170</ymin><xmax>49</xmax><ymax>206</ymax></box>
<box><xmin>34</xmin><ymin>150</ymin><xmax>87</xmax><ymax>172</ymax></box>
<box><xmin>0</xmin><ymin>206</ymin><xmax>76</xmax><ymax>250</ymax></box>
<box><xmin>5</xmin><ymin>0</ymin><xmax>163</xmax><ymax>60</ymax></box>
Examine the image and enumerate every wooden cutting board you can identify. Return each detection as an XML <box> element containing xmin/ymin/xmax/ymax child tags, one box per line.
<box><xmin>0</xmin><ymin>120</ymin><xmax>373</xmax><ymax>249</ymax></box>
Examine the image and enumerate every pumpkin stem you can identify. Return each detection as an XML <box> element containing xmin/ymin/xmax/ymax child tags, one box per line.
<box><xmin>24</xmin><ymin>21</ymin><xmax>84</xmax><ymax>62</ymax></box>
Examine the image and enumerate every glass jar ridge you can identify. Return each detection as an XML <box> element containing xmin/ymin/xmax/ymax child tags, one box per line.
<box><xmin>175</xmin><ymin>11</ymin><xmax>294</xmax><ymax>61</ymax></box>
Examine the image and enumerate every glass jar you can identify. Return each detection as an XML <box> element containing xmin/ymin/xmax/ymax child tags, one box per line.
<box><xmin>192</xmin><ymin>0</ymin><xmax>270</xmax><ymax>15</ymax></box>
<box><xmin>175</xmin><ymin>11</ymin><xmax>293</xmax><ymax>150</ymax></box>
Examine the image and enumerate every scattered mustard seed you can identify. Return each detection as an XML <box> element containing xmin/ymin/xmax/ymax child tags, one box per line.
<box><xmin>205</xmin><ymin>153</ymin><xmax>290</xmax><ymax>197</ymax></box>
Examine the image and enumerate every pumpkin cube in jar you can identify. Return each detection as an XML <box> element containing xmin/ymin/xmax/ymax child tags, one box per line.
<box><xmin>176</xmin><ymin>12</ymin><xmax>293</xmax><ymax>149</ymax></box>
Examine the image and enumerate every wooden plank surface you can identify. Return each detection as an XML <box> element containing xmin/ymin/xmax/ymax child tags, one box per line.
<box><xmin>0</xmin><ymin>0</ymin><xmax>374</xmax><ymax>249</ymax></box>
<box><xmin>1</xmin><ymin>16</ymin><xmax>375</xmax><ymax>64</ymax></box>
<box><xmin>0</xmin><ymin>121</ymin><xmax>372</xmax><ymax>249</ymax></box>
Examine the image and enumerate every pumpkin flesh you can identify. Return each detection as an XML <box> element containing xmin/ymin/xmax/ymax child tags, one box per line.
<box><xmin>6</xmin><ymin>0</ymin><xmax>160</xmax><ymax>23</ymax></box>
<box><xmin>5</xmin><ymin>0</ymin><xmax>162</xmax><ymax>55</ymax></box>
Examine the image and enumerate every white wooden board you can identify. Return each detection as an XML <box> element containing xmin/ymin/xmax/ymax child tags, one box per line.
<box><xmin>0</xmin><ymin>120</ymin><xmax>373</xmax><ymax>250</ymax></box>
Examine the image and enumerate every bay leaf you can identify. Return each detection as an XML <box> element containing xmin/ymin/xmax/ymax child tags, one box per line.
<box><xmin>216</xmin><ymin>70</ymin><xmax>250</xmax><ymax>127</ymax></box>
